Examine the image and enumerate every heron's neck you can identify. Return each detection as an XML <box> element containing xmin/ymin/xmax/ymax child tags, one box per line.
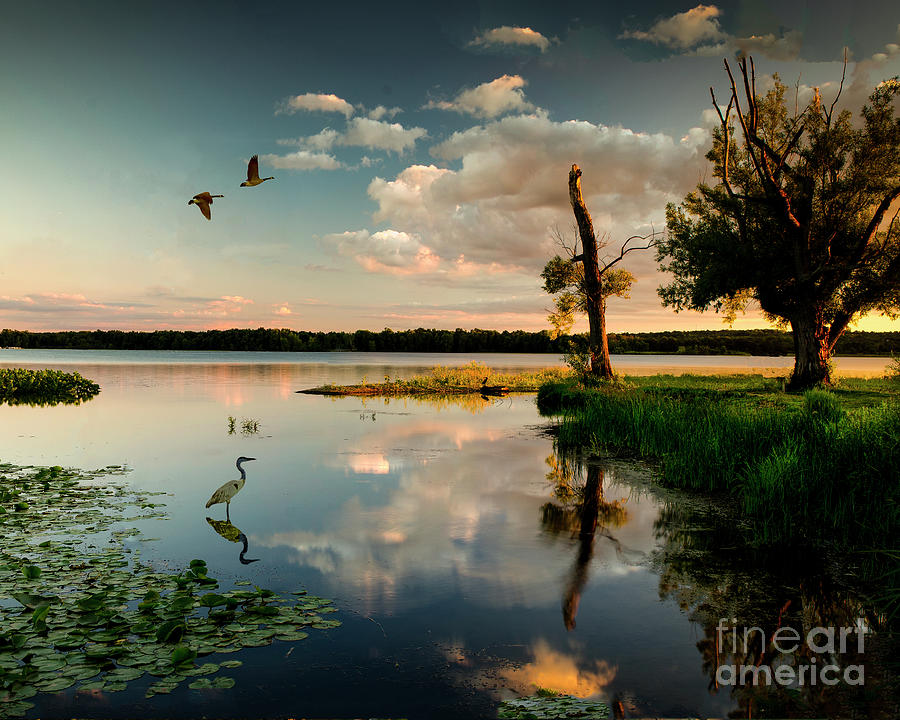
<box><xmin>236</xmin><ymin>461</ymin><xmax>247</xmax><ymax>479</ymax></box>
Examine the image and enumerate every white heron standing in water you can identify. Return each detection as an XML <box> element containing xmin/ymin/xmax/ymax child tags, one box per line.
<box><xmin>206</xmin><ymin>456</ymin><xmax>255</xmax><ymax>520</ymax></box>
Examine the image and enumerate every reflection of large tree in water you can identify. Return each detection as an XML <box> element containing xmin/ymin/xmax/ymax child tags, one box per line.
<box><xmin>540</xmin><ymin>454</ymin><xmax>631</xmax><ymax>631</ymax></box>
<box><xmin>654</xmin><ymin>496</ymin><xmax>900</xmax><ymax>719</ymax></box>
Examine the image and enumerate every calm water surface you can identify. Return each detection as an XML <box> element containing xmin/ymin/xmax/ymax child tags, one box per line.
<box><xmin>0</xmin><ymin>352</ymin><xmax>893</xmax><ymax>718</ymax></box>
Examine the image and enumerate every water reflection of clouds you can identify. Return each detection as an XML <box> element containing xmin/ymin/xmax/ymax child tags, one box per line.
<box><xmin>254</xmin><ymin>415</ymin><xmax>664</xmax><ymax>615</ymax></box>
<box><xmin>500</xmin><ymin>640</ymin><xmax>617</xmax><ymax>698</ymax></box>
<box><xmin>328</xmin><ymin>418</ymin><xmax>505</xmax><ymax>477</ymax></box>
<box><xmin>345</xmin><ymin>453</ymin><xmax>390</xmax><ymax>474</ymax></box>
<box><xmin>438</xmin><ymin>638</ymin><xmax>617</xmax><ymax>703</ymax></box>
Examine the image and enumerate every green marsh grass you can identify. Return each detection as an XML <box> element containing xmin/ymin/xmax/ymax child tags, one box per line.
<box><xmin>538</xmin><ymin>375</ymin><xmax>899</xmax><ymax>546</ymax></box>
<box><xmin>0</xmin><ymin>368</ymin><xmax>100</xmax><ymax>406</ymax></box>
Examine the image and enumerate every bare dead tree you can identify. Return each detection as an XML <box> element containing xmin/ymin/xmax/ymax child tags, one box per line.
<box><xmin>564</xmin><ymin>163</ymin><xmax>661</xmax><ymax>378</ymax></box>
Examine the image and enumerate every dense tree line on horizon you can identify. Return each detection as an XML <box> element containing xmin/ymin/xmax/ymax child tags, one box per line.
<box><xmin>1</xmin><ymin>328</ymin><xmax>898</xmax><ymax>356</ymax></box>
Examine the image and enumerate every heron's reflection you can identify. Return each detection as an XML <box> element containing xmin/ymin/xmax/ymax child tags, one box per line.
<box><xmin>206</xmin><ymin>517</ymin><xmax>261</xmax><ymax>564</ymax></box>
<box><xmin>541</xmin><ymin>454</ymin><xmax>633</xmax><ymax>631</ymax></box>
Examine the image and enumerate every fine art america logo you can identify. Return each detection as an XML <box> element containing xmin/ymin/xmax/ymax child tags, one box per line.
<box><xmin>715</xmin><ymin>619</ymin><xmax>868</xmax><ymax>687</ymax></box>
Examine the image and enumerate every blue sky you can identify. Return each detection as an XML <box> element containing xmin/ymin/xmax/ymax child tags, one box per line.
<box><xmin>2</xmin><ymin>1</ymin><xmax>899</xmax><ymax>332</ymax></box>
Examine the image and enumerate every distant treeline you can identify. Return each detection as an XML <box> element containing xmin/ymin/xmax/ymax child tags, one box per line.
<box><xmin>1</xmin><ymin>328</ymin><xmax>898</xmax><ymax>356</ymax></box>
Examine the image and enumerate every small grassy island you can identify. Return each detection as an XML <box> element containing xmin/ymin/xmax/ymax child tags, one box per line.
<box><xmin>298</xmin><ymin>362</ymin><xmax>571</xmax><ymax>396</ymax></box>
<box><xmin>0</xmin><ymin>368</ymin><xmax>100</xmax><ymax>406</ymax></box>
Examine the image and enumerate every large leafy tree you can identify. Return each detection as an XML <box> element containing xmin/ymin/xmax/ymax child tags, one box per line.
<box><xmin>658</xmin><ymin>57</ymin><xmax>900</xmax><ymax>388</ymax></box>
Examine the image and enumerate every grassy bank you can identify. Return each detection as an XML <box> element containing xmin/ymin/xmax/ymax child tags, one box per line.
<box><xmin>299</xmin><ymin>361</ymin><xmax>572</xmax><ymax>396</ymax></box>
<box><xmin>0</xmin><ymin>368</ymin><xmax>100</xmax><ymax>406</ymax></box>
<box><xmin>538</xmin><ymin>375</ymin><xmax>899</xmax><ymax>545</ymax></box>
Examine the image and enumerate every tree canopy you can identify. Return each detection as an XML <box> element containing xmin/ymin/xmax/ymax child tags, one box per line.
<box><xmin>658</xmin><ymin>57</ymin><xmax>900</xmax><ymax>387</ymax></box>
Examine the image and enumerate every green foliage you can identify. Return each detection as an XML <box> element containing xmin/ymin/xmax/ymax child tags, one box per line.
<box><xmin>561</xmin><ymin>338</ymin><xmax>591</xmax><ymax>378</ymax></box>
<box><xmin>498</xmin><ymin>693</ymin><xmax>609</xmax><ymax>719</ymax></box>
<box><xmin>660</xmin><ymin>73</ymin><xmax>900</xmax><ymax>321</ymax></box>
<box><xmin>888</xmin><ymin>354</ymin><xmax>900</xmax><ymax>379</ymax></box>
<box><xmin>240</xmin><ymin>418</ymin><xmax>260</xmax><ymax>435</ymax></box>
<box><xmin>658</xmin><ymin>64</ymin><xmax>900</xmax><ymax>386</ymax></box>
<box><xmin>802</xmin><ymin>388</ymin><xmax>844</xmax><ymax>424</ymax></box>
<box><xmin>0</xmin><ymin>368</ymin><xmax>99</xmax><ymax>406</ymax></box>
<box><xmin>3</xmin><ymin>327</ymin><xmax>900</xmax><ymax>355</ymax></box>
<box><xmin>541</xmin><ymin>255</ymin><xmax>634</xmax><ymax>340</ymax></box>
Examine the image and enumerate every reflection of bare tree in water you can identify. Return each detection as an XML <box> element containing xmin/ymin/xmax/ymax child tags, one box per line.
<box><xmin>541</xmin><ymin>454</ymin><xmax>632</xmax><ymax>631</ymax></box>
<box><xmin>653</xmin><ymin>499</ymin><xmax>900</xmax><ymax>719</ymax></box>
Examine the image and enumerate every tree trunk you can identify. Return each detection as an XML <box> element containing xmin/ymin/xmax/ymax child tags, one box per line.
<box><xmin>562</xmin><ymin>465</ymin><xmax>603</xmax><ymax>630</ymax></box>
<box><xmin>568</xmin><ymin>164</ymin><xmax>614</xmax><ymax>379</ymax></box>
<box><xmin>788</xmin><ymin>310</ymin><xmax>832</xmax><ymax>389</ymax></box>
<box><xmin>586</xmin><ymin>299</ymin><xmax>613</xmax><ymax>378</ymax></box>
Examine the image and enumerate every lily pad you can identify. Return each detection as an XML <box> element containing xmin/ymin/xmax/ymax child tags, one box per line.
<box><xmin>0</xmin><ymin>462</ymin><xmax>341</xmax><ymax>707</ymax></box>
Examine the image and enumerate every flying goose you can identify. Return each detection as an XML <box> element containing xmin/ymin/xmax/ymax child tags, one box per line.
<box><xmin>188</xmin><ymin>192</ymin><xmax>224</xmax><ymax>220</ymax></box>
<box><xmin>241</xmin><ymin>155</ymin><xmax>274</xmax><ymax>187</ymax></box>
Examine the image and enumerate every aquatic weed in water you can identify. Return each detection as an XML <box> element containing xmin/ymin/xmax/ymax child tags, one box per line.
<box><xmin>0</xmin><ymin>463</ymin><xmax>340</xmax><ymax>717</ymax></box>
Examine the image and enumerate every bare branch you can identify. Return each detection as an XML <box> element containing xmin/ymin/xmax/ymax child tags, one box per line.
<box><xmin>857</xmin><ymin>185</ymin><xmax>900</xmax><ymax>261</ymax></box>
<box><xmin>710</xmin><ymin>87</ymin><xmax>737</xmax><ymax>199</ymax></box>
<box><xmin>731</xmin><ymin>57</ymin><xmax>804</xmax><ymax>232</ymax></box>
<box><xmin>599</xmin><ymin>231</ymin><xmax>664</xmax><ymax>274</ymax></box>
<box><xmin>724</xmin><ymin>59</ymin><xmax>768</xmax><ymax>190</ymax></box>
<box><xmin>551</xmin><ymin>224</ymin><xmax>580</xmax><ymax>260</ymax></box>
<box><xmin>826</xmin><ymin>48</ymin><xmax>848</xmax><ymax>125</ymax></box>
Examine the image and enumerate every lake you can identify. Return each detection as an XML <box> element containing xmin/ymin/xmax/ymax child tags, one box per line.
<box><xmin>0</xmin><ymin>351</ymin><xmax>894</xmax><ymax>718</ymax></box>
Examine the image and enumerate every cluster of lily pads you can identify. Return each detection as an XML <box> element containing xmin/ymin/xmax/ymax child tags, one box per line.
<box><xmin>0</xmin><ymin>462</ymin><xmax>340</xmax><ymax>717</ymax></box>
<box><xmin>497</xmin><ymin>691</ymin><xmax>610</xmax><ymax>719</ymax></box>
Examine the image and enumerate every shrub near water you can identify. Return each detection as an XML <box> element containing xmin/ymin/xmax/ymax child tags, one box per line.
<box><xmin>0</xmin><ymin>368</ymin><xmax>100</xmax><ymax>406</ymax></box>
<box><xmin>539</xmin><ymin>379</ymin><xmax>900</xmax><ymax>545</ymax></box>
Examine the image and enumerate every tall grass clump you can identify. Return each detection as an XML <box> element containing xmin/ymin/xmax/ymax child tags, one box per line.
<box><xmin>802</xmin><ymin>387</ymin><xmax>844</xmax><ymax>423</ymax></box>
<box><xmin>541</xmin><ymin>380</ymin><xmax>899</xmax><ymax>546</ymax></box>
<box><xmin>0</xmin><ymin>368</ymin><xmax>100</xmax><ymax>406</ymax></box>
<box><xmin>888</xmin><ymin>353</ymin><xmax>900</xmax><ymax>380</ymax></box>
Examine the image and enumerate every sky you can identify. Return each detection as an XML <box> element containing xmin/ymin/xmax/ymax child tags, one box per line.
<box><xmin>2</xmin><ymin>0</ymin><xmax>899</xmax><ymax>334</ymax></box>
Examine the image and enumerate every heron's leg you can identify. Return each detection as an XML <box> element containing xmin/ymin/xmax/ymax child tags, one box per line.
<box><xmin>226</xmin><ymin>502</ymin><xmax>230</xmax><ymax>521</ymax></box>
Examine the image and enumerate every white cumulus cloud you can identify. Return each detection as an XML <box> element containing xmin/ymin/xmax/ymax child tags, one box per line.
<box><xmin>261</xmin><ymin>150</ymin><xmax>342</xmax><ymax>171</ymax></box>
<box><xmin>327</xmin><ymin>113</ymin><xmax>711</xmax><ymax>280</ymax></box>
<box><xmin>342</xmin><ymin>118</ymin><xmax>427</xmax><ymax>153</ymax></box>
<box><xmin>424</xmin><ymin>75</ymin><xmax>536</xmax><ymax>119</ymax></box>
<box><xmin>621</xmin><ymin>4</ymin><xmax>803</xmax><ymax>60</ymax></box>
<box><xmin>367</xmin><ymin>105</ymin><xmax>403</xmax><ymax>120</ymax></box>
<box><xmin>277</xmin><ymin>119</ymin><xmax>427</xmax><ymax>155</ymax></box>
<box><xmin>325</xmin><ymin>229</ymin><xmax>440</xmax><ymax>274</ymax></box>
<box><xmin>621</xmin><ymin>4</ymin><xmax>726</xmax><ymax>49</ymax></box>
<box><xmin>277</xmin><ymin>92</ymin><xmax>355</xmax><ymax>117</ymax></box>
<box><xmin>469</xmin><ymin>26</ymin><xmax>552</xmax><ymax>53</ymax></box>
